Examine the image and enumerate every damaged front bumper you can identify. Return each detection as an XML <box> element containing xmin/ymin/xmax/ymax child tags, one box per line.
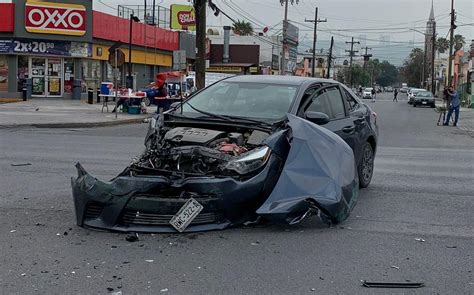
<box><xmin>71</xmin><ymin>154</ymin><xmax>283</xmax><ymax>233</ymax></box>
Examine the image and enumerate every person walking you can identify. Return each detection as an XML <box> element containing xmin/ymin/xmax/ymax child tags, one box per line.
<box><xmin>371</xmin><ymin>88</ymin><xmax>376</xmax><ymax>102</ymax></box>
<box><xmin>393</xmin><ymin>88</ymin><xmax>398</xmax><ymax>102</ymax></box>
<box><xmin>444</xmin><ymin>86</ymin><xmax>460</xmax><ymax>126</ymax></box>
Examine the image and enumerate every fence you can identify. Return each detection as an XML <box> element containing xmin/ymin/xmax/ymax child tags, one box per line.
<box><xmin>117</xmin><ymin>4</ymin><xmax>170</xmax><ymax>28</ymax></box>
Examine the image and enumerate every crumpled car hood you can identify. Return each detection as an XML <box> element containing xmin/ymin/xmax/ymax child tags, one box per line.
<box><xmin>256</xmin><ymin>114</ymin><xmax>359</xmax><ymax>224</ymax></box>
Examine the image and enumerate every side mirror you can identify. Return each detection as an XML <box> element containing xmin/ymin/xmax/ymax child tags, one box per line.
<box><xmin>305</xmin><ymin>111</ymin><xmax>330</xmax><ymax>125</ymax></box>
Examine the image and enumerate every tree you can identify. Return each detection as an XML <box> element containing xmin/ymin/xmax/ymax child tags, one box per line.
<box><xmin>232</xmin><ymin>20</ymin><xmax>254</xmax><ymax>36</ymax></box>
<box><xmin>280</xmin><ymin>0</ymin><xmax>299</xmax><ymax>4</ymax></box>
<box><xmin>376</xmin><ymin>60</ymin><xmax>399</xmax><ymax>86</ymax></box>
<box><xmin>338</xmin><ymin>64</ymin><xmax>370</xmax><ymax>87</ymax></box>
<box><xmin>400</xmin><ymin>48</ymin><xmax>424</xmax><ymax>87</ymax></box>
<box><xmin>454</xmin><ymin>34</ymin><xmax>466</xmax><ymax>50</ymax></box>
<box><xmin>436</xmin><ymin>37</ymin><xmax>449</xmax><ymax>53</ymax></box>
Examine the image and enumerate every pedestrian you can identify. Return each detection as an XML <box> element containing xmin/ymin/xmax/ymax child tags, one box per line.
<box><xmin>444</xmin><ymin>86</ymin><xmax>460</xmax><ymax>126</ymax></box>
<box><xmin>371</xmin><ymin>88</ymin><xmax>376</xmax><ymax>102</ymax></box>
<box><xmin>358</xmin><ymin>86</ymin><xmax>363</xmax><ymax>98</ymax></box>
<box><xmin>393</xmin><ymin>88</ymin><xmax>398</xmax><ymax>102</ymax></box>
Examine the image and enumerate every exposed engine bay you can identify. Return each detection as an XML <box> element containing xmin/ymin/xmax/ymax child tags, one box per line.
<box><xmin>131</xmin><ymin>124</ymin><xmax>272</xmax><ymax>178</ymax></box>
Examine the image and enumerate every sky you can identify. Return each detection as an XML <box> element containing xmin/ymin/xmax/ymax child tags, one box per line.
<box><xmin>94</xmin><ymin>0</ymin><xmax>473</xmax><ymax>65</ymax></box>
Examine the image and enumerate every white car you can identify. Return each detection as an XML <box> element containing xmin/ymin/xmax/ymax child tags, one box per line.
<box><xmin>362</xmin><ymin>87</ymin><xmax>373</xmax><ymax>99</ymax></box>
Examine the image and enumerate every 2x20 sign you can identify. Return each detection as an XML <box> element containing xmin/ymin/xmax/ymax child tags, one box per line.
<box><xmin>25</xmin><ymin>1</ymin><xmax>86</xmax><ymax>36</ymax></box>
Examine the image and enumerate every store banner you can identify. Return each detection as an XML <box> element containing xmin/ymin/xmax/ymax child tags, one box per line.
<box><xmin>170</xmin><ymin>5</ymin><xmax>196</xmax><ymax>31</ymax></box>
<box><xmin>25</xmin><ymin>1</ymin><xmax>87</xmax><ymax>36</ymax></box>
<box><xmin>0</xmin><ymin>39</ymin><xmax>92</xmax><ymax>57</ymax></box>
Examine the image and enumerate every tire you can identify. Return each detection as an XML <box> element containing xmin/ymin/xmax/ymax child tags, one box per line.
<box><xmin>431</xmin><ymin>104</ymin><xmax>435</xmax><ymax>108</ymax></box>
<box><xmin>358</xmin><ymin>142</ymin><xmax>374</xmax><ymax>188</ymax></box>
<box><xmin>144</xmin><ymin>97</ymin><xmax>151</xmax><ymax>106</ymax></box>
<box><xmin>413</xmin><ymin>103</ymin><xmax>416</xmax><ymax>107</ymax></box>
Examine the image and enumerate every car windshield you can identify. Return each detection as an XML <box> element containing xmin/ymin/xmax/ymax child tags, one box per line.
<box><xmin>415</xmin><ymin>91</ymin><xmax>433</xmax><ymax>97</ymax></box>
<box><xmin>364</xmin><ymin>88</ymin><xmax>373</xmax><ymax>92</ymax></box>
<box><xmin>181</xmin><ymin>81</ymin><xmax>298</xmax><ymax>120</ymax></box>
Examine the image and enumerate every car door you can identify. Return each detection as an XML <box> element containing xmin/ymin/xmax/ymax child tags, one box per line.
<box><xmin>298</xmin><ymin>85</ymin><xmax>358</xmax><ymax>152</ymax></box>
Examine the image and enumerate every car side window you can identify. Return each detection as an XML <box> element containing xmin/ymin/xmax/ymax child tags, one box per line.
<box><xmin>341</xmin><ymin>88</ymin><xmax>358</xmax><ymax>111</ymax></box>
<box><xmin>305</xmin><ymin>90</ymin><xmax>333</xmax><ymax>118</ymax></box>
<box><xmin>326</xmin><ymin>87</ymin><xmax>346</xmax><ymax>119</ymax></box>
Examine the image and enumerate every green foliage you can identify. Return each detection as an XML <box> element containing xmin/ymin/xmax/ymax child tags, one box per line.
<box><xmin>337</xmin><ymin>59</ymin><xmax>398</xmax><ymax>87</ymax></box>
<box><xmin>400</xmin><ymin>48</ymin><xmax>424</xmax><ymax>87</ymax></box>
<box><xmin>454</xmin><ymin>34</ymin><xmax>466</xmax><ymax>50</ymax></box>
<box><xmin>436</xmin><ymin>37</ymin><xmax>449</xmax><ymax>53</ymax></box>
<box><xmin>232</xmin><ymin>20</ymin><xmax>254</xmax><ymax>36</ymax></box>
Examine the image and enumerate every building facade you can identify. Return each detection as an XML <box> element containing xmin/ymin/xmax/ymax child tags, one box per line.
<box><xmin>0</xmin><ymin>0</ymin><xmax>179</xmax><ymax>99</ymax></box>
<box><xmin>424</xmin><ymin>2</ymin><xmax>436</xmax><ymax>91</ymax></box>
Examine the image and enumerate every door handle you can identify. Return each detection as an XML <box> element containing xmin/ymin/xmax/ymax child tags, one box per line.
<box><xmin>342</xmin><ymin>126</ymin><xmax>355</xmax><ymax>133</ymax></box>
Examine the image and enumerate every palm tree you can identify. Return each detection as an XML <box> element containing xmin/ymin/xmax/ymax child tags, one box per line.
<box><xmin>232</xmin><ymin>20</ymin><xmax>254</xmax><ymax>36</ymax></box>
<box><xmin>436</xmin><ymin>37</ymin><xmax>449</xmax><ymax>54</ymax></box>
<box><xmin>453</xmin><ymin>34</ymin><xmax>466</xmax><ymax>50</ymax></box>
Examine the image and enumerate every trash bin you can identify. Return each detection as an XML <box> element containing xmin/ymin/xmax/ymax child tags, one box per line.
<box><xmin>96</xmin><ymin>89</ymin><xmax>101</xmax><ymax>103</ymax></box>
<box><xmin>87</xmin><ymin>88</ymin><xmax>93</xmax><ymax>104</ymax></box>
<box><xmin>72</xmin><ymin>80</ymin><xmax>81</xmax><ymax>100</ymax></box>
<box><xmin>26</xmin><ymin>78</ymin><xmax>32</xmax><ymax>100</ymax></box>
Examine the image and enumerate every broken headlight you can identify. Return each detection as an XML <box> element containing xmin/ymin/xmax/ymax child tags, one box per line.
<box><xmin>225</xmin><ymin>146</ymin><xmax>271</xmax><ymax>175</ymax></box>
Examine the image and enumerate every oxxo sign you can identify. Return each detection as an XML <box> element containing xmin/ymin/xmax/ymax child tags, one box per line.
<box><xmin>25</xmin><ymin>1</ymin><xmax>86</xmax><ymax>36</ymax></box>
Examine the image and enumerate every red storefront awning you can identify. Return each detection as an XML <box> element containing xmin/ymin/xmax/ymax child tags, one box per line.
<box><xmin>92</xmin><ymin>11</ymin><xmax>179</xmax><ymax>52</ymax></box>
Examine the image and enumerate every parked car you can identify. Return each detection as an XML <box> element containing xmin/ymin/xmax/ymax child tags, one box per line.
<box><xmin>385</xmin><ymin>86</ymin><xmax>393</xmax><ymax>92</ymax></box>
<box><xmin>408</xmin><ymin>88</ymin><xmax>425</xmax><ymax>104</ymax></box>
<box><xmin>362</xmin><ymin>87</ymin><xmax>373</xmax><ymax>99</ymax></box>
<box><xmin>400</xmin><ymin>87</ymin><xmax>409</xmax><ymax>93</ymax></box>
<box><xmin>72</xmin><ymin>76</ymin><xmax>378</xmax><ymax>233</ymax></box>
<box><xmin>413</xmin><ymin>91</ymin><xmax>435</xmax><ymax>108</ymax></box>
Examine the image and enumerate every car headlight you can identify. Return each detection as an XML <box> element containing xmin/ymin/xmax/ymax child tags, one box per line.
<box><xmin>225</xmin><ymin>146</ymin><xmax>271</xmax><ymax>175</ymax></box>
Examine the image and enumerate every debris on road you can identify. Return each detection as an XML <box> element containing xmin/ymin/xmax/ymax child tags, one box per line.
<box><xmin>10</xmin><ymin>230</ymin><xmax>16</xmax><ymax>233</ymax></box>
<box><xmin>446</xmin><ymin>245</ymin><xmax>457</xmax><ymax>249</ymax></box>
<box><xmin>11</xmin><ymin>163</ymin><xmax>32</xmax><ymax>167</ymax></box>
<box><xmin>361</xmin><ymin>280</ymin><xmax>424</xmax><ymax>288</ymax></box>
<box><xmin>145</xmin><ymin>260</ymin><xmax>154</xmax><ymax>263</ymax></box>
<box><xmin>415</xmin><ymin>238</ymin><xmax>425</xmax><ymax>242</ymax></box>
<box><xmin>160</xmin><ymin>288</ymin><xmax>169</xmax><ymax>292</ymax></box>
<box><xmin>125</xmin><ymin>233</ymin><xmax>139</xmax><ymax>242</ymax></box>
<box><xmin>390</xmin><ymin>265</ymin><xmax>400</xmax><ymax>270</ymax></box>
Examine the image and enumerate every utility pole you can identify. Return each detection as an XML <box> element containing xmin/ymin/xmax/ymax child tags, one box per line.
<box><xmin>362</xmin><ymin>46</ymin><xmax>372</xmax><ymax>72</ymax></box>
<box><xmin>447</xmin><ymin>0</ymin><xmax>455</xmax><ymax>87</ymax></box>
<box><xmin>422</xmin><ymin>40</ymin><xmax>427</xmax><ymax>88</ymax></box>
<box><xmin>345</xmin><ymin>37</ymin><xmax>360</xmax><ymax>87</ymax></box>
<box><xmin>152</xmin><ymin>0</ymin><xmax>155</xmax><ymax>25</ymax></box>
<box><xmin>194</xmin><ymin>0</ymin><xmax>207</xmax><ymax>90</ymax></box>
<box><xmin>431</xmin><ymin>22</ymin><xmax>436</xmax><ymax>94</ymax></box>
<box><xmin>281</xmin><ymin>0</ymin><xmax>289</xmax><ymax>75</ymax></box>
<box><xmin>305</xmin><ymin>7</ymin><xmax>327</xmax><ymax>77</ymax></box>
<box><xmin>326</xmin><ymin>36</ymin><xmax>334</xmax><ymax>79</ymax></box>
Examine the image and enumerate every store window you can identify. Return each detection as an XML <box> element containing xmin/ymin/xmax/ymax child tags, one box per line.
<box><xmin>105</xmin><ymin>62</ymin><xmax>122</xmax><ymax>86</ymax></box>
<box><xmin>17</xmin><ymin>56</ymin><xmax>29</xmax><ymax>92</ymax></box>
<box><xmin>64</xmin><ymin>59</ymin><xmax>74</xmax><ymax>93</ymax></box>
<box><xmin>82</xmin><ymin>60</ymin><xmax>101</xmax><ymax>92</ymax></box>
<box><xmin>0</xmin><ymin>56</ymin><xmax>8</xmax><ymax>92</ymax></box>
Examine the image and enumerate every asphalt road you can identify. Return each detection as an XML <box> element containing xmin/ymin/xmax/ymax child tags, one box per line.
<box><xmin>1</xmin><ymin>92</ymin><xmax>473</xmax><ymax>294</ymax></box>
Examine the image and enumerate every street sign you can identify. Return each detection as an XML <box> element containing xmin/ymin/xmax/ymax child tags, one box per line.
<box><xmin>108</xmin><ymin>49</ymin><xmax>125</xmax><ymax>67</ymax></box>
<box><xmin>173</xmin><ymin>50</ymin><xmax>187</xmax><ymax>70</ymax></box>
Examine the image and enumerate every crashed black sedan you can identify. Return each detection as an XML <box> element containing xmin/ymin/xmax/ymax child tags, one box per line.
<box><xmin>72</xmin><ymin>76</ymin><xmax>378</xmax><ymax>233</ymax></box>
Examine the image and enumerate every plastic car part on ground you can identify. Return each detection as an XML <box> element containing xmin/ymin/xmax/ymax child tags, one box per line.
<box><xmin>71</xmin><ymin>115</ymin><xmax>359</xmax><ymax>232</ymax></box>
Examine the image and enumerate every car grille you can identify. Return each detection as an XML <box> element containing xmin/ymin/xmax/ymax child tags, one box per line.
<box><xmin>84</xmin><ymin>202</ymin><xmax>104</xmax><ymax>220</ymax></box>
<box><xmin>120</xmin><ymin>210</ymin><xmax>223</xmax><ymax>226</ymax></box>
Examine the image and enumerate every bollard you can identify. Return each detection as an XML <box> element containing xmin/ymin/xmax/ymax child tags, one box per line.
<box><xmin>96</xmin><ymin>89</ymin><xmax>101</xmax><ymax>103</ymax></box>
<box><xmin>87</xmin><ymin>88</ymin><xmax>93</xmax><ymax>104</ymax></box>
<box><xmin>26</xmin><ymin>78</ymin><xmax>32</xmax><ymax>100</ymax></box>
<box><xmin>22</xmin><ymin>85</ymin><xmax>27</xmax><ymax>101</ymax></box>
<box><xmin>72</xmin><ymin>80</ymin><xmax>81</xmax><ymax>100</ymax></box>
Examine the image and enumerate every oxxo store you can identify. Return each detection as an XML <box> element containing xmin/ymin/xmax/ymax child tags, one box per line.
<box><xmin>0</xmin><ymin>0</ymin><xmax>178</xmax><ymax>99</ymax></box>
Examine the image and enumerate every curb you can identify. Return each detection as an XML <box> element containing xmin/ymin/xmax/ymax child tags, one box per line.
<box><xmin>0</xmin><ymin>116</ymin><xmax>151</xmax><ymax>129</ymax></box>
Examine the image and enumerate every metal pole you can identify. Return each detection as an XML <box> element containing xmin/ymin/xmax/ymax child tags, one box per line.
<box><xmin>194</xmin><ymin>0</ymin><xmax>207</xmax><ymax>90</ymax></box>
<box><xmin>128</xmin><ymin>13</ymin><xmax>133</xmax><ymax>87</ymax></box>
<box><xmin>327</xmin><ymin>36</ymin><xmax>333</xmax><ymax>79</ymax></box>
<box><xmin>115</xmin><ymin>48</ymin><xmax>118</xmax><ymax>119</ymax></box>
<box><xmin>422</xmin><ymin>39</ymin><xmax>426</xmax><ymax>88</ymax></box>
<box><xmin>311</xmin><ymin>8</ymin><xmax>318</xmax><ymax>77</ymax></box>
<box><xmin>431</xmin><ymin>23</ymin><xmax>436</xmax><ymax>95</ymax></box>
<box><xmin>281</xmin><ymin>0</ymin><xmax>288</xmax><ymax>75</ymax></box>
<box><xmin>152</xmin><ymin>0</ymin><xmax>155</xmax><ymax>26</ymax></box>
<box><xmin>447</xmin><ymin>0</ymin><xmax>455</xmax><ymax>86</ymax></box>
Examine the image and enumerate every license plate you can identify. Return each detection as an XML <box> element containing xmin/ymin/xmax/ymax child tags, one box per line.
<box><xmin>169</xmin><ymin>198</ymin><xmax>203</xmax><ymax>232</ymax></box>
<box><xmin>422</xmin><ymin>101</ymin><xmax>427</xmax><ymax>104</ymax></box>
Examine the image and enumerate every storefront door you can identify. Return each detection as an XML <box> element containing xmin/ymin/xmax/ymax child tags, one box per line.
<box><xmin>29</xmin><ymin>57</ymin><xmax>63</xmax><ymax>97</ymax></box>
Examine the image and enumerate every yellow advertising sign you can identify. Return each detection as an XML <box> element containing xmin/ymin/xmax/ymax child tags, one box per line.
<box><xmin>207</xmin><ymin>66</ymin><xmax>242</xmax><ymax>73</ymax></box>
<box><xmin>170</xmin><ymin>4</ymin><xmax>195</xmax><ymax>31</ymax></box>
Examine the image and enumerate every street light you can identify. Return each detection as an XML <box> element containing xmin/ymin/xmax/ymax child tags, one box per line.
<box><xmin>127</xmin><ymin>13</ymin><xmax>140</xmax><ymax>89</ymax></box>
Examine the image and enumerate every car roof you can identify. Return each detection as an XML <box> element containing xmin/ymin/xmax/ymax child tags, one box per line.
<box><xmin>223</xmin><ymin>75</ymin><xmax>335</xmax><ymax>86</ymax></box>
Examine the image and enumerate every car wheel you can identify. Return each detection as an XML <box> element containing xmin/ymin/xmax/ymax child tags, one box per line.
<box><xmin>431</xmin><ymin>104</ymin><xmax>435</xmax><ymax>108</ymax></box>
<box><xmin>413</xmin><ymin>103</ymin><xmax>416</xmax><ymax>107</ymax></box>
<box><xmin>358</xmin><ymin>142</ymin><xmax>374</xmax><ymax>188</ymax></box>
<box><xmin>144</xmin><ymin>97</ymin><xmax>151</xmax><ymax>106</ymax></box>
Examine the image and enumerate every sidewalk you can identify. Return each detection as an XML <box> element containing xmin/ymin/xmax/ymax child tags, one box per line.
<box><xmin>435</xmin><ymin>101</ymin><xmax>474</xmax><ymax>134</ymax></box>
<box><xmin>0</xmin><ymin>99</ymin><xmax>154</xmax><ymax>128</ymax></box>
